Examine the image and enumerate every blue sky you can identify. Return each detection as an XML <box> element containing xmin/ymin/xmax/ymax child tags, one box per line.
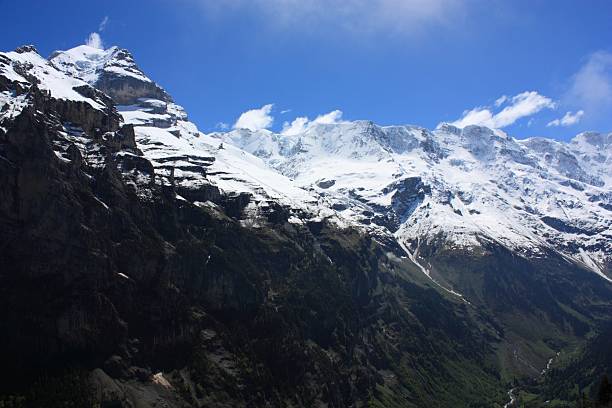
<box><xmin>1</xmin><ymin>0</ymin><xmax>611</xmax><ymax>140</ymax></box>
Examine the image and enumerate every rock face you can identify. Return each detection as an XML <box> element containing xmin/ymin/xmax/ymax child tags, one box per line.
<box><xmin>0</xmin><ymin>43</ymin><xmax>611</xmax><ymax>408</ymax></box>
<box><xmin>0</xmin><ymin>44</ymin><xmax>501</xmax><ymax>408</ymax></box>
<box><xmin>0</xmin><ymin>95</ymin><xmax>503</xmax><ymax>406</ymax></box>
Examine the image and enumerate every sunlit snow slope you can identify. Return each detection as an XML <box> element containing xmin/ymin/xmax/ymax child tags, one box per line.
<box><xmin>217</xmin><ymin>122</ymin><xmax>612</xmax><ymax>281</ymax></box>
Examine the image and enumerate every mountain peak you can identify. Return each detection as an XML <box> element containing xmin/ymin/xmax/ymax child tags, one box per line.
<box><xmin>571</xmin><ymin>131</ymin><xmax>611</xmax><ymax>150</ymax></box>
<box><xmin>435</xmin><ymin>122</ymin><xmax>462</xmax><ymax>135</ymax></box>
<box><xmin>0</xmin><ymin>45</ymin><xmax>108</xmax><ymax>112</ymax></box>
<box><xmin>50</xmin><ymin>44</ymin><xmax>145</xmax><ymax>84</ymax></box>
<box><xmin>14</xmin><ymin>44</ymin><xmax>39</xmax><ymax>55</ymax></box>
<box><xmin>50</xmin><ymin>44</ymin><xmax>171</xmax><ymax>105</ymax></box>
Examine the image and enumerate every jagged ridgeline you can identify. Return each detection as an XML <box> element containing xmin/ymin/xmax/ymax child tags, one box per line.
<box><xmin>0</xmin><ymin>44</ymin><xmax>610</xmax><ymax>407</ymax></box>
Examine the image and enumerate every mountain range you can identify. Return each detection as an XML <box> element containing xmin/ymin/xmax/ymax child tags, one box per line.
<box><xmin>1</xmin><ymin>43</ymin><xmax>610</xmax><ymax>407</ymax></box>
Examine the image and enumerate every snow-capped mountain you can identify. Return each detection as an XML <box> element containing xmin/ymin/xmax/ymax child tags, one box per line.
<box><xmin>47</xmin><ymin>45</ymin><xmax>330</xmax><ymax>220</ymax></box>
<box><xmin>2</xmin><ymin>42</ymin><xmax>612</xmax><ymax>407</ymax></box>
<box><xmin>49</xmin><ymin>45</ymin><xmax>166</xmax><ymax>103</ymax></box>
<box><xmin>217</xmin><ymin>121</ymin><xmax>611</xmax><ymax>282</ymax></box>
<box><xmin>46</xmin><ymin>43</ymin><xmax>612</xmax><ymax>284</ymax></box>
<box><xmin>1</xmin><ymin>45</ymin><xmax>110</xmax><ymax>116</ymax></box>
<box><xmin>3</xmin><ymin>43</ymin><xmax>610</xmax><ymax>288</ymax></box>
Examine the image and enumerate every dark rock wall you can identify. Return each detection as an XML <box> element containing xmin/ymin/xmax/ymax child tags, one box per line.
<box><xmin>0</xmin><ymin>83</ymin><xmax>507</xmax><ymax>407</ymax></box>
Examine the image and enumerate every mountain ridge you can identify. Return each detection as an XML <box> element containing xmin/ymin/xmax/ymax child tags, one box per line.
<box><xmin>42</xmin><ymin>42</ymin><xmax>612</xmax><ymax>302</ymax></box>
<box><xmin>1</xmin><ymin>42</ymin><xmax>611</xmax><ymax>407</ymax></box>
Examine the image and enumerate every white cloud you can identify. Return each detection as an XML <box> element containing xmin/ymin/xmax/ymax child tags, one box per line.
<box><xmin>216</xmin><ymin>122</ymin><xmax>230</xmax><ymax>130</ymax></box>
<box><xmin>546</xmin><ymin>110</ymin><xmax>584</xmax><ymax>127</ymax></box>
<box><xmin>99</xmin><ymin>16</ymin><xmax>109</xmax><ymax>32</ymax></box>
<box><xmin>494</xmin><ymin>92</ymin><xmax>556</xmax><ymax>127</ymax></box>
<box><xmin>85</xmin><ymin>17</ymin><xmax>108</xmax><ymax>50</ymax></box>
<box><xmin>451</xmin><ymin>108</ymin><xmax>493</xmax><ymax>128</ymax></box>
<box><xmin>565</xmin><ymin>51</ymin><xmax>612</xmax><ymax>118</ymax></box>
<box><xmin>233</xmin><ymin>104</ymin><xmax>274</xmax><ymax>131</ymax></box>
<box><xmin>282</xmin><ymin>116</ymin><xmax>309</xmax><ymax>136</ymax></box>
<box><xmin>494</xmin><ymin>95</ymin><xmax>508</xmax><ymax>107</ymax></box>
<box><xmin>85</xmin><ymin>32</ymin><xmax>104</xmax><ymax>49</ymax></box>
<box><xmin>195</xmin><ymin>0</ymin><xmax>465</xmax><ymax>36</ymax></box>
<box><xmin>313</xmin><ymin>109</ymin><xmax>344</xmax><ymax>124</ymax></box>
<box><xmin>281</xmin><ymin>110</ymin><xmax>346</xmax><ymax>135</ymax></box>
<box><xmin>449</xmin><ymin>91</ymin><xmax>556</xmax><ymax>129</ymax></box>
